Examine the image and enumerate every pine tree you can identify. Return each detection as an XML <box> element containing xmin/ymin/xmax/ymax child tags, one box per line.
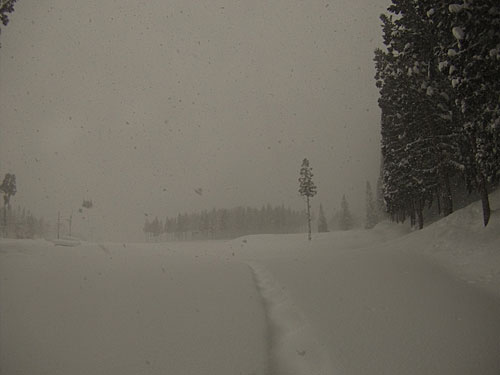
<box><xmin>218</xmin><ymin>209</ymin><xmax>228</xmax><ymax>238</ymax></box>
<box><xmin>199</xmin><ymin>210</ymin><xmax>210</xmax><ymax>238</ymax></box>
<box><xmin>376</xmin><ymin>0</ymin><xmax>500</xmax><ymax>229</ymax></box>
<box><xmin>0</xmin><ymin>0</ymin><xmax>17</xmax><ymax>46</ymax></box>
<box><xmin>0</xmin><ymin>173</ymin><xmax>16</xmax><ymax>234</ymax></box>
<box><xmin>157</xmin><ymin>204</ymin><xmax>308</xmax><ymax>241</ymax></box>
<box><xmin>26</xmin><ymin>214</ymin><xmax>36</xmax><ymax>239</ymax></box>
<box><xmin>434</xmin><ymin>0</ymin><xmax>500</xmax><ymax>226</ymax></box>
<box><xmin>143</xmin><ymin>218</ymin><xmax>151</xmax><ymax>240</ymax></box>
<box><xmin>375</xmin><ymin>1</ymin><xmax>467</xmax><ymax>228</ymax></box>
<box><xmin>317</xmin><ymin>204</ymin><xmax>328</xmax><ymax>233</ymax></box>
<box><xmin>298</xmin><ymin>158</ymin><xmax>317</xmax><ymax>241</ymax></box>
<box><xmin>365</xmin><ymin>181</ymin><xmax>378</xmax><ymax>229</ymax></box>
<box><xmin>339</xmin><ymin>195</ymin><xmax>353</xmax><ymax>231</ymax></box>
<box><xmin>375</xmin><ymin>164</ymin><xmax>386</xmax><ymax>219</ymax></box>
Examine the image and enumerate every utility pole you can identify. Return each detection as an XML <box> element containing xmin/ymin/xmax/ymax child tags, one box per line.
<box><xmin>57</xmin><ymin>211</ymin><xmax>60</xmax><ymax>239</ymax></box>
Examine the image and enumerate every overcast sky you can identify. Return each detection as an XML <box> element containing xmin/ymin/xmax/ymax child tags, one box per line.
<box><xmin>0</xmin><ymin>0</ymin><xmax>390</xmax><ymax>241</ymax></box>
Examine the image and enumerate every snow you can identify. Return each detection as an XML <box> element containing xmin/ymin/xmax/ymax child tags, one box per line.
<box><xmin>247</xmin><ymin>262</ymin><xmax>334</xmax><ymax>375</ymax></box>
<box><xmin>489</xmin><ymin>46</ymin><xmax>500</xmax><ymax>59</ymax></box>
<box><xmin>452</xmin><ymin>26</ymin><xmax>465</xmax><ymax>41</ymax></box>
<box><xmin>51</xmin><ymin>236</ymin><xmax>81</xmax><ymax>247</ymax></box>
<box><xmin>438</xmin><ymin>60</ymin><xmax>448</xmax><ymax>71</ymax></box>
<box><xmin>0</xmin><ymin>241</ymin><xmax>267</xmax><ymax>375</ymax></box>
<box><xmin>414</xmin><ymin>188</ymin><xmax>500</xmax><ymax>297</ymax></box>
<box><xmin>1</xmin><ymin>190</ymin><xmax>500</xmax><ymax>375</ymax></box>
<box><xmin>449</xmin><ymin>4</ymin><xmax>464</xmax><ymax>14</ymax></box>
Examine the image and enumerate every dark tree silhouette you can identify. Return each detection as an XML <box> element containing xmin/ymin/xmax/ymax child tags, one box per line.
<box><xmin>365</xmin><ymin>181</ymin><xmax>378</xmax><ymax>229</ymax></box>
<box><xmin>375</xmin><ymin>0</ymin><xmax>500</xmax><ymax>228</ymax></box>
<box><xmin>0</xmin><ymin>0</ymin><xmax>17</xmax><ymax>46</ymax></box>
<box><xmin>0</xmin><ymin>173</ymin><xmax>16</xmax><ymax>233</ymax></box>
<box><xmin>298</xmin><ymin>158</ymin><xmax>317</xmax><ymax>241</ymax></box>
<box><xmin>317</xmin><ymin>203</ymin><xmax>328</xmax><ymax>233</ymax></box>
<box><xmin>339</xmin><ymin>195</ymin><xmax>353</xmax><ymax>231</ymax></box>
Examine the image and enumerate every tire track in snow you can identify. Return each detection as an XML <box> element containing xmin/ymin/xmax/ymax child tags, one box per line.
<box><xmin>247</xmin><ymin>262</ymin><xmax>335</xmax><ymax>375</ymax></box>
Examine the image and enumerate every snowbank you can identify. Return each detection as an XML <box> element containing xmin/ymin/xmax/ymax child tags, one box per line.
<box><xmin>401</xmin><ymin>188</ymin><xmax>500</xmax><ymax>299</ymax></box>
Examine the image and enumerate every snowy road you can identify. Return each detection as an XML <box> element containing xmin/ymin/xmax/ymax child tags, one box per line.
<box><xmin>1</xmin><ymin>211</ymin><xmax>500</xmax><ymax>375</ymax></box>
<box><xmin>0</xmin><ymin>241</ymin><xmax>267</xmax><ymax>375</ymax></box>
<box><xmin>252</xmin><ymin>246</ymin><xmax>500</xmax><ymax>375</ymax></box>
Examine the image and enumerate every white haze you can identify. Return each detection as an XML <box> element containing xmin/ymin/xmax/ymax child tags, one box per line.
<box><xmin>0</xmin><ymin>0</ymin><xmax>390</xmax><ymax>241</ymax></box>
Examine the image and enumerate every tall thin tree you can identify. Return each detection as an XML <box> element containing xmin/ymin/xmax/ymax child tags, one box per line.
<box><xmin>298</xmin><ymin>158</ymin><xmax>317</xmax><ymax>241</ymax></box>
<box><xmin>318</xmin><ymin>203</ymin><xmax>328</xmax><ymax>233</ymax></box>
<box><xmin>339</xmin><ymin>195</ymin><xmax>353</xmax><ymax>231</ymax></box>
<box><xmin>365</xmin><ymin>181</ymin><xmax>378</xmax><ymax>229</ymax></box>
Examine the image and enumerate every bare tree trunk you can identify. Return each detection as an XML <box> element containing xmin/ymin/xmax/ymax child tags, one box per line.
<box><xmin>469</xmin><ymin>132</ymin><xmax>490</xmax><ymax>226</ymax></box>
<box><xmin>3</xmin><ymin>206</ymin><xmax>5</xmax><ymax>227</ymax></box>
<box><xmin>3</xmin><ymin>202</ymin><xmax>6</xmax><ymax>236</ymax></box>
<box><xmin>441</xmin><ymin>172</ymin><xmax>453</xmax><ymax>216</ymax></box>
<box><xmin>479</xmin><ymin>174</ymin><xmax>490</xmax><ymax>226</ymax></box>
<box><xmin>416</xmin><ymin>200</ymin><xmax>424</xmax><ymax>230</ymax></box>
<box><xmin>409</xmin><ymin>201</ymin><xmax>416</xmax><ymax>227</ymax></box>
<box><xmin>306</xmin><ymin>196</ymin><xmax>311</xmax><ymax>241</ymax></box>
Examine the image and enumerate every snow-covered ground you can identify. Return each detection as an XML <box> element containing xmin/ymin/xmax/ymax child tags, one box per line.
<box><xmin>1</xmin><ymin>190</ymin><xmax>499</xmax><ymax>375</ymax></box>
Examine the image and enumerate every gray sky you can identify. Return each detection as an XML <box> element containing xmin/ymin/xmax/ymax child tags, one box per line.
<box><xmin>0</xmin><ymin>0</ymin><xmax>390</xmax><ymax>241</ymax></box>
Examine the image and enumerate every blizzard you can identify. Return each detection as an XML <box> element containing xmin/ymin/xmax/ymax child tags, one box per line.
<box><xmin>1</xmin><ymin>190</ymin><xmax>499</xmax><ymax>375</ymax></box>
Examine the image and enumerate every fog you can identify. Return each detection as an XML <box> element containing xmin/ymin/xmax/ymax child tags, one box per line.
<box><xmin>0</xmin><ymin>0</ymin><xmax>389</xmax><ymax>241</ymax></box>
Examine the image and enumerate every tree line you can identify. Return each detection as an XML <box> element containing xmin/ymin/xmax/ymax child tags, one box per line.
<box><xmin>1</xmin><ymin>204</ymin><xmax>50</xmax><ymax>239</ymax></box>
<box><xmin>375</xmin><ymin>0</ymin><xmax>499</xmax><ymax>228</ymax></box>
<box><xmin>0</xmin><ymin>172</ymin><xmax>51</xmax><ymax>238</ymax></box>
<box><xmin>143</xmin><ymin>170</ymin><xmax>384</xmax><ymax>241</ymax></box>
<box><xmin>143</xmin><ymin>204</ymin><xmax>309</xmax><ymax>241</ymax></box>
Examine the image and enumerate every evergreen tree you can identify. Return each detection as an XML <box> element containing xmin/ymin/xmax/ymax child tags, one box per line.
<box><xmin>176</xmin><ymin>213</ymin><xmax>186</xmax><ymax>240</ymax></box>
<box><xmin>199</xmin><ymin>210</ymin><xmax>210</xmax><ymax>238</ymax></box>
<box><xmin>339</xmin><ymin>195</ymin><xmax>353</xmax><ymax>231</ymax></box>
<box><xmin>218</xmin><ymin>209</ymin><xmax>228</xmax><ymax>238</ymax></box>
<box><xmin>151</xmin><ymin>216</ymin><xmax>160</xmax><ymax>238</ymax></box>
<box><xmin>36</xmin><ymin>217</ymin><xmax>48</xmax><ymax>238</ymax></box>
<box><xmin>375</xmin><ymin>1</ymin><xmax>469</xmax><ymax>228</ymax></box>
<box><xmin>317</xmin><ymin>204</ymin><xmax>328</xmax><ymax>233</ymax></box>
<box><xmin>209</xmin><ymin>208</ymin><xmax>218</xmax><ymax>238</ymax></box>
<box><xmin>157</xmin><ymin>204</ymin><xmax>307</xmax><ymax>241</ymax></box>
<box><xmin>0</xmin><ymin>173</ymin><xmax>16</xmax><ymax>234</ymax></box>
<box><xmin>375</xmin><ymin>0</ymin><xmax>500</xmax><ymax>228</ymax></box>
<box><xmin>0</xmin><ymin>0</ymin><xmax>17</xmax><ymax>46</ymax></box>
<box><xmin>298</xmin><ymin>158</ymin><xmax>317</xmax><ymax>241</ymax></box>
<box><xmin>375</xmin><ymin>164</ymin><xmax>386</xmax><ymax>219</ymax></box>
<box><xmin>365</xmin><ymin>181</ymin><xmax>378</xmax><ymax>229</ymax></box>
<box><xmin>164</xmin><ymin>217</ymin><xmax>169</xmax><ymax>235</ymax></box>
<box><xmin>434</xmin><ymin>0</ymin><xmax>500</xmax><ymax>226</ymax></box>
<box><xmin>26</xmin><ymin>214</ymin><xmax>36</xmax><ymax>239</ymax></box>
<box><xmin>143</xmin><ymin>217</ymin><xmax>151</xmax><ymax>239</ymax></box>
